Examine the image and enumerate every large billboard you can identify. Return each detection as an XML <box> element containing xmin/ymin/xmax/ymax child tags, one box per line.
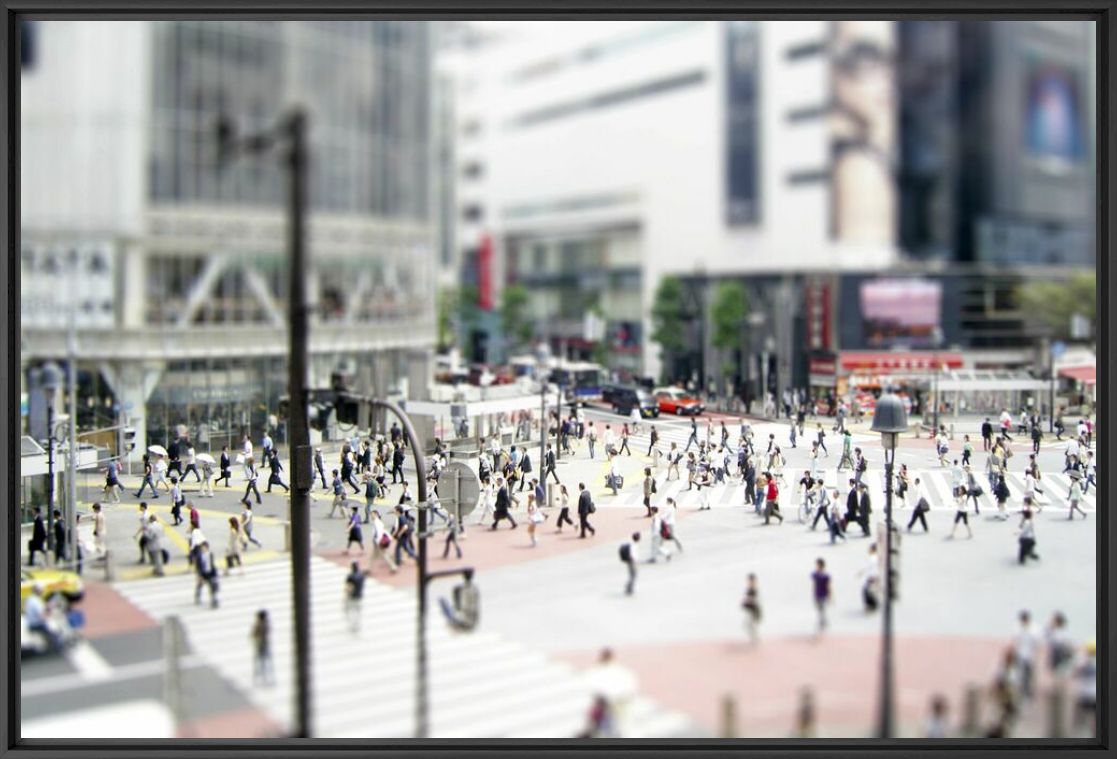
<box><xmin>1024</xmin><ymin>61</ymin><xmax>1085</xmax><ymax>165</ymax></box>
<box><xmin>859</xmin><ymin>278</ymin><xmax>941</xmax><ymax>348</ymax></box>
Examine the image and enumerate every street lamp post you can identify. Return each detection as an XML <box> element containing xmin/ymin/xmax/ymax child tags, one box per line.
<box><xmin>40</xmin><ymin>362</ymin><xmax>63</xmax><ymax>559</ymax></box>
<box><xmin>871</xmin><ymin>390</ymin><xmax>908</xmax><ymax>739</ymax></box>
<box><xmin>931</xmin><ymin>327</ymin><xmax>943</xmax><ymax>434</ymax></box>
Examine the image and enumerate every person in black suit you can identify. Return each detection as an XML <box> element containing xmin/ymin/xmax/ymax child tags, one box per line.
<box><xmin>266</xmin><ymin>450</ymin><xmax>289</xmax><ymax>493</ymax></box>
<box><xmin>28</xmin><ymin>506</ymin><xmax>47</xmax><ymax>566</ymax></box>
<box><xmin>167</xmin><ymin>438</ymin><xmax>183</xmax><ymax>479</ymax></box>
<box><xmin>491</xmin><ymin>478</ymin><xmax>517</xmax><ymax>530</ymax></box>
<box><xmin>391</xmin><ymin>444</ymin><xmax>406</xmax><ymax>484</ymax></box>
<box><xmin>543</xmin><ymin>444</ymin><xmax>560</xmax><ymax>484</ymax></box>
<box><xmin>313</xmin><ymin>447</ymin><xmax>327</xmax><ymax>490</ymax></box>
<box><xmin>857</xmin><ymin>484</ymin><xmax>873</xmax><ymax>537</ymax></box>
<box><xmin>217</xmin><ymin>446</ymin><xmax>232</xmax><ymax>488</ymax></box>
<box><xmin>981</xmin><ymin>418</ymin><xmax>994</xmax><ymax>451</ymax></box>
<box><xmin>842</xmin><ymin>479</ymin><xmax>860</xmax><ymax>532</ymax></box>
<box><xmin>577</xmin><ymin>482</ymin><xmax>596</xmax><ymax>538</ymax></box>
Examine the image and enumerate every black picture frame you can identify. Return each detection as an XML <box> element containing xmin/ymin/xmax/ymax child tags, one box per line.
<box><xmin>2</xmin><ymin>2</ymin><xmax>1111</xmax><ymax>758</ymax></box>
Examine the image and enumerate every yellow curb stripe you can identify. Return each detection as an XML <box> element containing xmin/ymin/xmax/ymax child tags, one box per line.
<box><xmin>114</xmin><ymin>550</ymin><xmax>282</xmax><ymax>582</ymax></box>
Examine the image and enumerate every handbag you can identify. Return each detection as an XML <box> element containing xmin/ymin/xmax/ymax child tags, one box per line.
<box><xmin>378</xmin><ymin>534</ymin><xmax>391</xmax><ymax>549</ymax></box>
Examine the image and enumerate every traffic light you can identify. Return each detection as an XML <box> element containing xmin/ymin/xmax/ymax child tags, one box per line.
<box><xmin>123</xmin><ymin>427</ymin><xmax>136</xmax><ymax>453</ymax></box>
<box><xmin>439</xmin><ymin>572</ymin><xmax>480</xmax><ymax>632</ymax></box>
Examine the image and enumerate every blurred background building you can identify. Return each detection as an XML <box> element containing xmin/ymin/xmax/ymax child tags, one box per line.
<box><xmin>437</xmin><ymin>19</ymin><xmax>1095</xmax><ymax>410</ymax></box>
<box><xmin>21</xmin><ymin>21</ymin><xmax>436</xmax><ymax>456</ymax></box>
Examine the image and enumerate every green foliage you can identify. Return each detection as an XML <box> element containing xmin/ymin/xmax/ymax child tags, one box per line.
<box><xmin>710</xmin><ymin>281</ymin><xmax>748</xmax><ymax>350</ymax></box>
<box><xmin>436</xmin><ymin>287</ymin><xmax>460</xmax><ymax>351</ymax></box>
<box><xmin>1019</xmin><ymin>272</ymin><xmax>1096</xmax><ymax>340</ymax></box>
<box><xmin>651</xmin><ymin>276</ymin><xmax>686</xmax><ymax>354</ymax></box>
<box><xmin>500</xmin><ymin>283</ymin><xmax>534</xmax><ymax>348</ymax></box>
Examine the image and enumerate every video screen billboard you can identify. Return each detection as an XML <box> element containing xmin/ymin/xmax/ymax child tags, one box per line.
<box><xmin>1025</xmin><ymin>61</ymin><xmax>1085</xmax><ymax>164</ymax></box>
<box><xmin>859</xmin><ymin>278</ymin><xmax>941</xmax><ymax>348</ymax></box>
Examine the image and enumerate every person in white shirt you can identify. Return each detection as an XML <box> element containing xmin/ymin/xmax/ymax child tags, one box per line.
<box><xmin>144</xmin><ymin>514</ymin><xmax>166</xmax><ymax>575</ymax></box>
<box><xmin>925</xmin><ymin>695</ymin><xmax>949</xmax><ymax>738</ymax></box>
<box><xmin>936</xmin><ymin>431</ymin><xmax>950</xmax><ymax>467</ymax></box>
<box><xmin>24</xmin><ymin>583</ymin><xmax>63</xmax><ymax>650</ymax></box>
<box><xmin>91</xmin><ymin>503</ymin><xmax>107</xmax><ymax>556</ymax></box>
<box><xmin>1064</xmin><ymin>437</ymin><xmax>1081</xmax><ymax>473</ymax></box>
<box><xmin>662</xmin><ymin>497</ymin><xmax>683</xmax><ymax>552</ymax></box>
<box><xmin>950</xmin><ymin>460</ymin><xmax>965</xmax><ymax>499</ymax></box>
<box><xmin>859</xmin><ymin>543</ymin><xmax>880</xmax><ymax>611</ymax></box>
<box><xmin>153</xmin><ymin>456</ymin><xmax>170</xmax><ymax>492</ymax></box>
<box><xmin>648</xmin><ymin>506</ymin><xmax>672</xmax><ymax>563</ymax></box>
<box><xmin>1012</xmin><ymin>610</ymin><xmax>1040</xmax><ymax>700</ymax></box>
<box><xmin>603</xmin><ymin>425</ymin><xmax>616</xmax><ymax>456</ymax></box>
<box><xmin>608</xmin><ymin>453</ymin><xmax>620</xmax><ymax>496</ymax></box>
<box><xmin>1067</xmin><ymin>478</ymin><xmax>1087</xmax><ymax>520</ymax></box>
<box><xmin>474</xmin><ymin>479</ymin><xmax>495</xmax><ymax>526</ymax></box>
<box><xmin>368</xmin><ymin>510</ymin><xmax>398</xmax><ymax>574</ymax></box>
<box><xmin>906</xmin><ymin>477</ymin><xmax>931</xmax><ymax>532</ymax></box>
<box><xmin>949</xmin><ymin>490</ymin><xmax>973</xmax><ymax>539</ymax></box>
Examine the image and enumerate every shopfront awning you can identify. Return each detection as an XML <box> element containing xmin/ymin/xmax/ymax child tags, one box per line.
<box><xmin>1058</xmin><ymin>365</ymin><xmax>1097</xmax><ymax>385</ymax></box>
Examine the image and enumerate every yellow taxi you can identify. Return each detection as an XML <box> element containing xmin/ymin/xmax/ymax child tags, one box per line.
<box><xmin>20</xmin><ymin>568</ymin><xmax>84</xmax><ymax>611</ymax></box>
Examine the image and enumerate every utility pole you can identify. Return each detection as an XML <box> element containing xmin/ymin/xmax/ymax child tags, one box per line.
<box><xmin>284</xmin><ymin>109</ymin><xmax>313</xmax><ymax>740</ymax></box>
<box><xmin>217</xmin><ymin>107</ymin><xmax>314</xmax><ymax>738</ymax></box>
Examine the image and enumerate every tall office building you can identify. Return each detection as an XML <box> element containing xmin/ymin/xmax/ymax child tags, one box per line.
<box><xmin>21</xmin><ymin>21</ymin><xmax>436</xmax><ymax>455</ymax></box>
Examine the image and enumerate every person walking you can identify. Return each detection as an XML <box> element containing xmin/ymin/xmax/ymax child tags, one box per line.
<box><xmin>390</xmin><ymin>443</ymin><xmax>406</xmax><ymax>485</ymax></box>
<box><xmin>474</xmin><ymin>477</ymin><xmax>495</xmax><ymax>527</ymax></box>
<box><xmin>216</xmin><ymin>446</ymin><xmax>232</xmax><ymax>488</ymax></box>
<box><xmin>180</xmin><ymin>443</ymin><xmax>201</xmax><ymax>483</ymax></box>
<box><xmin>981</xmin><ymin>418</ymin><xmax>993</xmax><ymax>451</ymax></box>
<box><xmin>102</xmin><ymin>458</ymin><xmax>124</xmax><ymax>503</ymax></box>
<box><xmin>312</xmin><ymin>447</ymin><xmax>328</xmax><ymax>490</ymax></box>
<box><xmin>344</xmin><ymin>561</ymin><xmax>368</xmax><ymax>635</ymax></box>
<box><xmin>265</xmin><ymin>450</ymin><xmax>289</xmax><ymax>494</ymax></box>
<box><xmin>763</xmin><ymin>474</ymin><xmax>783</xmax><ymax>525</ymax></box>
<box><xmin>811</xmin><ymin>558</ymin><xmax>831</xmax><ymax>635</ymax></box>
<box><xmin>329</xmin><ymin>470</ymin><xmax>348</xmax><ymax>518</ymax></box>
<box><xmin>949</xmin><ymin>489</ymin><xmax>974</xmax><ymax>539</ymax></box>
<box><xmin>168</xmin><ymin>477</ymin><xmax>186</xmax><ymax>526</ymax></box>
<box><xmin>667</xmin><ymin>443</ymin><xmax>682</xmax><ymax>481</ymax></box>
<box><xmin>526</xmin><ymin>495</ymin><xmax>546</xmax><ymax>547</ymax></box>
<box><xmin>194</xmin><ymin>542</ymin><xmax>219</xmax><ymax>608</ymax></box>
<box><xmin>240</xmin><ymin>503</ymin><xmax>263</xmax><ymax>549</ymax></box>
<box><xmin>642</xmin><ymin>468</ymin><xmax>656</xmax><ymax>518</ymax></box>
<box><xmin>907</xmin><ymin>478</ymin><xmax>931</xmax><ymax>533</ymax></box>
<box><xmin>827</xmin><ymin>490</ymin><xmax>846</xmax><ymax>544</ymax></box>
<box><xmin>198</xmin><ymin>458</ymin><xmax>215</xmax><ymax>498</ymax></box>
<box><xmin>345</xmin><ymin>505</ymin><xmax>365</xmax><ymax>555</ymax></box>
<box><xmin>684</xmin><ymin>417</ymin><xmax>698</xmax><ymax>452</ymax></box>
<box><xmin>618</xmin><ymin>424</ymin><xmax>632</xmax><ymax>457</ymax></box>
<box><xmin>742</xmin><ymin>574</ymin><xmax>761</xmax><ymax>644</ymax></box>
<box><xmin>961</xmin><ymin>435</ymin><xmax>973</xmax><ymax>467</ymax></box>
<box><xmin>543</xmin><ymin>444</ymin><xmax>560</xmax><ymax>485</ymax></box>
<box><xmin>144</xmin><ymin>513</ymin><xmax>167</xmax><ymax>576</ymax></box>
<box><xmin>555</xmin><ymin>484</ymin><xmax>575</xmax><ymax>532</ymax></box>
<box><xmin>153</xmin><ymin>455</ymin><xmax>171</xmax><ymax>493</ymax></box>
<box><xmin>857</xmin><ymin>483</ymin><xmax>873</xmax><ymax>537</ymax></box>
<box><xmin>860</xmin><ymin>543</ymin><xmax>881</xmax><ymax>612</ymax></box>
<box><xmin>1067</xmin><ymin>477</ymin><xmax>1088</xmax><ymax>520</ymax></box>
<box><xmin>647</xmin><ymin>425</ymin><xmax>659</xmax><ymax>458</ymax></box>
<box><xmin>135</xmin><ymin>454</ymin><xmax>160</xmax><ymax>499</ymax></box>
<box><xmin>27</xmin><ymin>507</ymin><xmax>47</xmax><ymax>567</ymax></box>
<box><xmin>577</xmin><ymin>482</ymin><xmax>596</xmax><ymax>538</ymax></box>
<box><xmin>251</xmin><ymin>610</ymin><xmax>273</xmax><ymax>686</ymax></box>
<box><xmin>835</xmin><ymin>431</ymin><xmax>853</xmax><ymax>473</ymax></box>
<box><xmin>241</xmin><ymin>462</ymin><xmax>262</xmax><ymax>506</ymax></box>
<box><xmin>224</xmin><ymin>516</ymin><xmax>245</xmax><ymax>576</ymax></box>
<box><xmin>369</xmin><ymin>510</ymin><xmax>398</xmax><ymax>574</ymax></box>
<box><xmin>491</xmin><ymin>478</ymin><xmax>518</xmax><ymax>531</ymax></box>
<box><xmin>392</xmin><ymin>505</ymin><xmax>418</xmax><ymax>565</ymax></box>
<box><xmin>607</xmin><ymin>453</ymin><xmax>621</xmax><ymax>496</ymax></box>
<box><xmin>586</xmin><ymin>423</ymin><xmax>598</xmax><ymax>459</ymax></box>
<box><xmin>648</xmin><ymin>506</ymin><xmax>671</xmax><ymax>563</ymax></box>
<box><xmin>1073</xmin><ymin>640</ymin><xmax>1097</xmax><ymax>736</ymax></box>
<box><xmin>1013</xmin><ymin>610</ymin><xmax>1039</xmax><ymax>700</ymax></box>
<box><xmin>964</xmin><ymin>465</ymin><xmax>984</xmax><ymax>514</ymax></box>
<box><xmin>442</xmin><ymin>512</ymin><xmax>463</xmax><ymax>559</ymax></box>
<box><xmin>134</xmin><ymin>502</ymin><xmax>150</xmax><ymax>564</ymax></box>
<box><xmin>619</xmin><ymin>532</ymin><xmax>640</xmax><ymax>595</ymax></box>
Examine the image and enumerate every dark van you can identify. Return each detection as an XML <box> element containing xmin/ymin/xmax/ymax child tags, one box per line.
<box><xmin>603</xmin><ymin>385</ymin><xmax>659</xmax><ymax>418</ymax></box>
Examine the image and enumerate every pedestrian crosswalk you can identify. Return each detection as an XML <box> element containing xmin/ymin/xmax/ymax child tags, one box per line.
<box><xmin>588</xmin><ymin>462</ymin><xmax>1097</xmax><ymax>516</ymax></box>
<box><xmin>112</xmin><ymin>557</ymin><xmax>696</xmax><ymax>738</ymax></box>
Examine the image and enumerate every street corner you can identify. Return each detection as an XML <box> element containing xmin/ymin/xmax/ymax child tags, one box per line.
<box><xmin>551</xmin><ymin>634</ymin><xmax>1011</xmax><ymax>738</ymax></box>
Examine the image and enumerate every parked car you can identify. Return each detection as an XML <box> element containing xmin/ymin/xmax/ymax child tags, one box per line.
<box><xmin>653</xmin><ymin>387</ymin><xmax>705</xmax><ymax>416</ymax></box>
<box><xmin>21</xmin><ymin>568</ymin><xmax>84</xmax><ymax>612</ymax></box>
<box><xmin>603</xmin><ymin>385</ymin><xmax>659</xmax><ymax>418</ymax></box>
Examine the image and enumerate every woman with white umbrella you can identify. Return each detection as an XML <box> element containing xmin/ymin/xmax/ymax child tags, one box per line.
<box><xmin>148</xmin><ymin>446</ymin><xmax>171</xmax><ymax>493</ymax></box>
<box><xmin>197</xmin><ymin>453</ymin><xmax>217</xmax><ymax>498</ymax></box>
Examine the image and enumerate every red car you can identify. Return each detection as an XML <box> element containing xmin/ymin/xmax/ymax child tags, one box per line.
<box><xmin>653</xmin><ymin>387</ymin><xmax>705</xmax><ymax>416</ymax></box>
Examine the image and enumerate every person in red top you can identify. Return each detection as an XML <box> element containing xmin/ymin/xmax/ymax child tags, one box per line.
<box><xmin>764</xmin><ymin>473</ymin><xmax>784</xmax><ymax>525</ymax></box>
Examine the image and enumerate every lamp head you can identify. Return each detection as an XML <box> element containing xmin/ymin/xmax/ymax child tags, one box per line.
<box><xmin>871</xmin><ymin>389</ymin><xmax>908</xmax><ymax>453</ymax></box>
<box><xmin>40</xmin><ymin>361</ymin><xmax>63</xmax><ymax>394</ymax></box>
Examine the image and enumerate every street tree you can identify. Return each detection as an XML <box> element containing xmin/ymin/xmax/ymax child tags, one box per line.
<box><xmin>710</xmin><ymin>281</ymin><xmax>749</xmax><ymax>397</ymax></box>
<box><xmin>437</xmin><ymin>287</ymin><xmax>460</xmax><ymax>352</ymax></box>
<box><xmin>1019</xmin><ymin>272</ymin><xmax>1096</xmax><ymax>343</ymax></box>
<box><xmin>651</xmin><ymin>276</ymin><xmax>686</xmax><ymax>383</ymax></box>
<box><xmin>500</xmin><ymin>283</ymin><xmax>534</xmax><ymax>350</ymax></box>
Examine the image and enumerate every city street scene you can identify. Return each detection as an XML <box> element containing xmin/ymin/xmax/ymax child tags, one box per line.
<box><xmin>17</xmin><ymin>19</ymin><xmax>1098</xmax><ymax>741</ymax></box>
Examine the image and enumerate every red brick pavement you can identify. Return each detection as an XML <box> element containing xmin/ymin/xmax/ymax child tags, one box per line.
<box><xmin>78</xmin><ymin>580</ymin><xmax>160</xmax><ymax>639</ymax></box>
<box><xmin>553</xmin><ymin>634</ymin><xmax>1042</xmax><ymax>738</ymax></box>
<box><xmin>318</xmin><ymin>501</ymin><xmax>694</xmax><ymax>587</ymax></box>
<box><xmin>176</xmin><ymin>706</ymin><xmax>284</xmax><ymax>739</ymax></box>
